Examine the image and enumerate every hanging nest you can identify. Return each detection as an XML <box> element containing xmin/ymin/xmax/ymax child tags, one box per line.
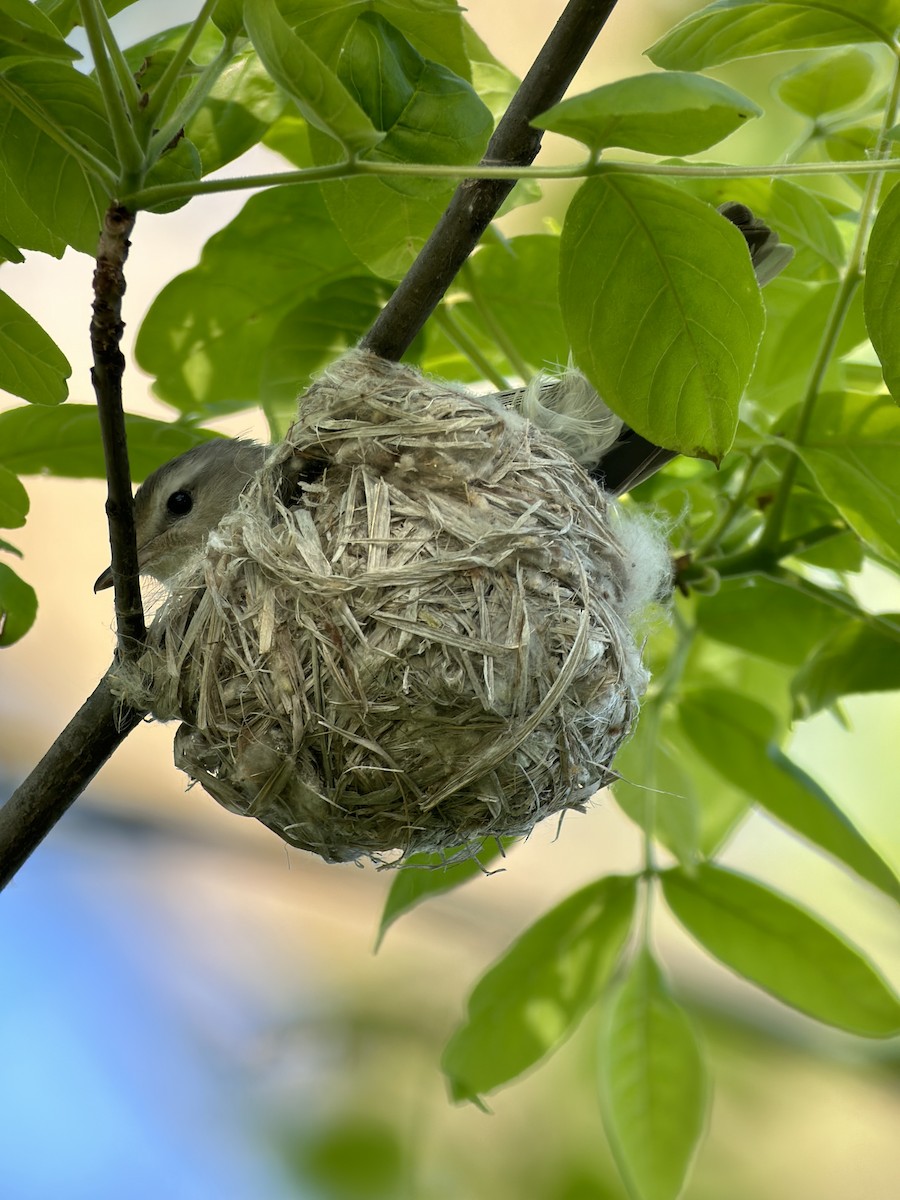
<box><xmin>112</xmin><ymin>351</ymin><xmax>669</xmax><ymax>865</ymax></box>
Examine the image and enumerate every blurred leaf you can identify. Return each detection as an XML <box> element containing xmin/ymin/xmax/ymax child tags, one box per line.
<box><xmin>775</xmin><ymin>48</ymin><xmax>874</xmax><ymax>117</ymax></box>
<box><xmin>663</xmin><ymin>864</ymin><xmax>900</xmax><ymax>1035</ymax></box>
<box><xmin>0</xmin><ymin>560</ymin><xmax>36</xmax><ymax>646</ymax></box>
<box><xmin>311</xmin><ymin>14</ymin><xmax>492</xmax><ymax>279</ymax></box>
<box><xmin>789</xmin><ymin>392</ymin><xmax>900</xmax><ymax>564</ymax></box>
<box><xmin>0</xmin><ymin>60</ymin><xmax>114</xmax><ymax>254</ymax></box>
<box><xmin>135</xmin><ymin>185</ymin><xmax>364</xmax><ymax>414</ymax></box>
<box><xmin>212</xmin><ymin>0</ymin><xmax>244</xmax><ymax>38</ymax></box>
<box><xmin>560</xmin><ymin>174</ymin><xmax>764</xmax><ymax>460</ymax></box>
<box><xmin>285</xmin><ymin>1117</ymin><xmax>405</xmax><ymax>1199</ymax></box>
<box><xmin>466</xmin><ymin>235</ymin><xmax>568</xmax><ymax>372</ymax></box>
<box><xmin>695</xmin><ymin>576</ymin><xmax>844</xmax><ymax>666</ymax></box>
<box><xmin>792</xmin><ymin>613</ymin><xmax>900</xmax><ymax>717</ymax></box>
<box><xmin>0</xmin><ymin>536</ymin><xmax>21</xmax><ymax>556</ymax></box>
<box><xmin>462</xmin><ymin>19</ymin><xmax>517</xmax><ymax>120</ymax></box>
<box><xmin>0</xmin><ymin>465</ymin><xmax>28</xmax><ymax>529</ymax></box>
<box><xmin>260</xmin><ymin>276</ymin><xmax>388</xmax><ymax>435</ymax></box>
<box><xmin>648</xmin><ymin>1</ymin><xmax>900</xmax><ymax>70</ymax></box>
<box><xmin>0</xmin><ymin>289</ymin><xmax>70</xmax><ymax>404</ymax></box>
<box><xmin>535</xmin><ymin>72</ymin><xmax>760</xmax><ymax>155</ymax></box>
<box><xmin>677</xmin><ymin>687</ymin><xmax>900</xmax><ymax>902</ymax></box>
<box><xmin>752</xmin><ymin>279</ymin><xmax>868</xmax><ymax>413</ymax></box>
<box><xmin>243</xmin><ymin>0</ymin><xmax>382</xmax><ymax>154</ymax></box>
<box><xmin>442</xmin><ymin>875</ymin><xmax>637</xmax><ymax>1104</ymax></box>
<box><xmin>599</xmin><ymin>950</ymin><xmax>708</xmax><ymax>1200</ymax></box>
<box><xmin>0</xmin><ymin>405</ymin><xmax>219</xmax><ymax>481</ymax></box>
<box><xmin>767</xmin><ymin>178</ymin><xmax>845</xmax><ymax>280</ymax></box>
<box><xmin>865</xmin><ymin>181</ymin><xmax>900</xmax><ymax>398</ymax></box>
<box><xmin>613</xmin><ymin>710</ymin><xmax>701</xmax><ymax>868</ymax></box>
<box><xmin>0</xmin><ymin>0</ymin><xmax>79</xmax><ymax>65</ymax></box>
<box><xmin>376</xmin><ymin>839</ymin><xmax>512</xmax><ymax>950</ymax></box>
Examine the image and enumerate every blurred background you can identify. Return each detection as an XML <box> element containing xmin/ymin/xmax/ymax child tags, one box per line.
<box><xmin>1</xmin><ymin>2</ymin><xmax>898</xmax><ymax>1197</ymax></box>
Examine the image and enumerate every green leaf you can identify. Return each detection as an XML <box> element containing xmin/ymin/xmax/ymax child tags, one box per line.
<box><xmin>535</xmin><ymin>72</ymin><xmax>760</xmax><ymax>155</ymax></box>
<box><xmin>865</xmin><ymin>182</ymin><xmax>900</xmax><ymax>399</ymax></box>
<box><xmin>677</xmin><ymin>688</ymin><xmax>900</xmax><ymax>903</ymax></box>
<box><xmin>789</xmin><ymin>392</ymin><xmax>900</xmax><ymax>565</ymax></box>
<box><xmin>135</xmin><ymin>185</ymin><xmax>364</xmax><ymax>414</ymax></box>
<box><xmin>0</xmin><ymin>0</ymin><xmax>80</xmax><ymax>66</ymax></box>
<box><xmin>559</xmin><ymin>174</ymin><xmax>764</xmax><ymax>460</ymax></box>
<box><xmin>599</xmin><ymin>950</ymin><xmax>708</xmax><ymax>1200</ymax></box>
<box><xmin>766</xmin><ymin>178</ymin><xmax>845</xmax><ymax>280</ymax></box>
<box><xmin>276</xmin><ymin>0</ymin><xmax>471</xmax><ymax>81</ymax></box>
<box><xmin>0</xmin><ymin>536</ymin><xmax>22</xmax><ymax>557</ymax></box>
<box><xmin>376</xmin><ymin>840</ymin><xmax>512</xmax><ymax>950</ymax></box>
<box><xmin>0</xmin><ymin>405</ymin><xmax>220</xmax><ymax>481</ymax></box>
<box><xmin>243</xmin><ymin>0</ymin><xmax>382</xmax><ymax>155</ymax></box>
<box><xmin>465</xmin><ymin>235</ymin><xmax>568</xmax><ymax>372</ymax></box>
<box><xmin>696</xmin><ymin>576</ymin><xmax>844</xmax><ymax>666</ymax></box>
<box><xmin>36</xmin><ymin>0</ymin><xmax>137</xmax><ymax>38</ymax></box>
<box><xmin>0</xmin><ymin>560</ymin><xmax>36</xmax><ymax>645</ymax></box>
<box><xmin>141</xmin><ymin>137</ymin><xmax>202</xmax><ymax>214</ymax></box>
<box><xmin>663</xmin><ymin>864</ymin><xmax>900</xmax><ymax>1036</ymax></box>
<box><xmin>0</xmin><ymin>60</ymin><xmax>114</xmax><ymax>254</ymax></box>
<box><xmin>0</xmin><ymin>289</ymin><xmax>70</xmax><ymax>404</ymax></box>
<box><xmin>311</xmin><ymin>14</ymin><xmax>492</xmax><ymax>279</ymax></box>
<box><xmin>775</xmin><ymin>48</ymin><xmax>874</xmax><ymax>117</ymax></box>
<box><xmin>442</xmin><ymin>875</ymin><xmax>637</xmax><ymax>1104</ymax></box>
<box><xmin>751</xmin><ymin>279</ymin><xmax>868</xmax><ymax>413</ymax></box>
<box><xmin>613</xmin><ymin>709</ymin><xmax>701</xmax><ymax>868</ymax></box>
<box><xmin>648</xmin><ymin>0</ymin><xmax>900</xmax><ymax>71</ymax></box>
<box><xmin>0</xmin><ymin>465</ymin><xmax>28</xmax><ymax>529</ymax></box>
<box><xmin>260</xmin><ymin>276</ymin><xmax>387</xmax><ymax>436</ymax></box>
<box><xmin>792</xmin><ymin>613</ymin><xmax>900</xmax><ymax>716</ymax></box>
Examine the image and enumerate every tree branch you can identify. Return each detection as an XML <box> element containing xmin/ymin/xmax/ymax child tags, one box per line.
<box><xmin>0</xmin><ymin>670</ymin><xmax>143</xmax><ymax>890</ymax></box>
<box><xmin>92</xmin><ymin>203</ymin><xmax>147</xmax><ymax>655</ymax></box>
<box><xmin>0</xmin><ymin>0</ymin><xmax>622</xmax><ymax>890</ymax></box>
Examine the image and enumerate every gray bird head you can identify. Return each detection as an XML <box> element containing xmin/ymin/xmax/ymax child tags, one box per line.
<box><xmin>94</xmin><ymin>438</ymin><xmax>269</xmax><ymax>593</ymax></box>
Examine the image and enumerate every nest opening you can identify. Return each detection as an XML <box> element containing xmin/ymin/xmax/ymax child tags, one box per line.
<box><xmin>112</xmin><ymin>352</ymin><xmax>668</xmax><ymax>865</ymax></box>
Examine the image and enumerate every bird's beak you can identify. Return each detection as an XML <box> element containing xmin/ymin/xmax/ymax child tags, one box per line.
<box><xmin>94</xmin><ymin>566</ymin><xmax>114</xmax><ymax>593</ymax></box>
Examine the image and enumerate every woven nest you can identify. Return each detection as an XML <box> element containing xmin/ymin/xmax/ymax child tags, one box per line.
<box><xmin>113</xmin><ymin>352</ymin><xmax>667</xmax><ymax>865</ymax></box>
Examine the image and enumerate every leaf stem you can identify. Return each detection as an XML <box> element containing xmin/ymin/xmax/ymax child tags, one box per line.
<box><xmin>140</xmin><ymin>0</ymin><xmax>220</xmax><ymax>130</ymax></box>
<box><xmin>434</xmin><ymin>307</ymin><xmax>511</xmax><ymax>391</ymax></box>
<box><xmin>92</xmin><ymin>0</ymin><xmax>143</xmax><ymax>126</ymax></box>
<box><xmin>760</xmin><ymin>58</ymin><xmax>900</xmax><ymax>552</ymax></box>
<box><xmin>78</xmin><ymin>0</ymin><xmax>144</xmax><ymax>175</ymax></box>
<box><xmin>123</xmin><ymin>154</ymin><xmax>900</xmax><ymax>212</ymax></box>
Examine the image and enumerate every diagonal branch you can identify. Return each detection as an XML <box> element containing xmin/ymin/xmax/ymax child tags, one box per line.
<box><xmin>0</xmin><ymin>0</ymin><xmax>622</xmax><ymax>890</ymax></box>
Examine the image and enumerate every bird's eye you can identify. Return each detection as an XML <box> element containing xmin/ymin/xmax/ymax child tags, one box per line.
<box><xmin>166</xmin><ymin>490</ymin><xmax>193</xmax><ymax>516</ymax></box>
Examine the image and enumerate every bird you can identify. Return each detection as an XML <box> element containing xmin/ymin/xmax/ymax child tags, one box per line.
<box><xmin>94</xmin><ymin>202</ymin><xmax>792</xmax><ymax>593</ymax></box>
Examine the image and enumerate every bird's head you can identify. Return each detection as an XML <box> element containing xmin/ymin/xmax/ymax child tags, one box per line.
<box><xmin>93</xmin><ymin>438</ymin><xmax>269</xmax><ymax>593</ymax></box>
